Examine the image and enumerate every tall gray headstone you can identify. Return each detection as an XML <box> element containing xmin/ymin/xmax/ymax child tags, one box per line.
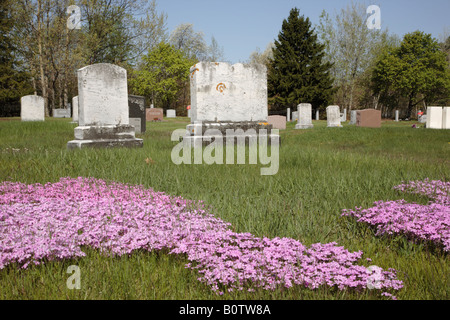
<box><xmin>395</xmin><ymin>110</ymin><xmax>399</xmax><ymax>122</ymax></box>
<box><xmin>67</xmin><ymin>63</ymin><xmax>143</xmax><ymax>149</ymax></box>
<box><xmin>21</xmin><ymin>95</ymin><xmax>45</xmax><ymax>121</ymax></box>
<box><xmin>295</xmin><ymin>103</ymin><xmax>313</xmax><ymax>129</ymax></box>
<box><xmin>287</xmin><ymin>108</ymin><xmax>291</xmax><ymax>122</ymax></box>
<box><xmin>316</xmin><ymin>110</ymin><xmax>319</xmax><ymax>121</ymax></box>
<box><xmin>327</xmin><ymin>106</ymin><xmax>342</xmax><ymax>127</ymax></box>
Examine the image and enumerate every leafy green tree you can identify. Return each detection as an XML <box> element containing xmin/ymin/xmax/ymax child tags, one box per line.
<box><xmin>372</xmin><ymin>31</ymin><xmax>450</xmax><ymax>118</ymax></box>
<box><xmin>268</xmin><ymin>8</ymin><xmax>334</xmax><ymax>111</ymax></box>
<box><xmin>130</xmin><ymin>42</ymin><xmax>192</xmax><ymax>110</ymax></box>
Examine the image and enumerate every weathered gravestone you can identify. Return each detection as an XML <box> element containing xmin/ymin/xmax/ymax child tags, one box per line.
<box><xmin>146</xmin><ymin>108</ymin><xmax>163</xmax><ymax>121</ymax></box>
<box><xmin>72</xmin><ymin>96</ymin><xmax>79</xmax><ymax>123</ymax></box>
<box><xmin>21</xmin><ymin>95</ymin><xmax>45</xmax><ymax>121</ymax></box>
<box><xmin>326</xmin><ymin>106</ymin><xmax>342</xmax><ymax>127</ymax></box>
<box><xmin>184</xmin><ymin>62</ymin><xmax>279</xmax><ymax>145</ymax></box>
<box><xmin>166</xmin><ymin>109</ymin><xmax>176</xmax><ymax>118</ymax></box>
<box><xmin>295</xmin><ymin>103</ymin><xmax>313</xmax><ymax>129</ymax></box>
<box><xmin>349</xmin><ymin>110</ymin><xmax>357</xmax><ymax>125</ymax></box>
<box><xmin>442</xmin><ymin>107</ymin><xmax>450</xmax><ymax>129</ymax></box>
<box><xmin>426</xmin><ymin>107</ymin><xmax>443</xmax><ymax>129</ymax></box>
<box><xmin>287</xmin><ymin>108</ymin><xmax>291</xmax><ymax>122</ymax></box>
<box><xmin>395</xmin><ymin>110</ymin><xmax>399</xmax><ymax>122</ymax></box>
<box><xmin>292</xmin><ymin>111</ymin><xmax>298</xmax><ymax>122</ymax></box>
<box><xmin>316</xmin><ymin>110</ymin><xmax>319</xmax><ymax>121</ymax></box>
<box><xmin>340</xmin><ymin>109</ymin><xmax>347</xmax><ymax>122</ymax></box>
<box><xmin>356</xmin><ymin>109</ymin><xmax>381</xmax><ymax>128</ymax></box>
<box><xmin>67</xmin><ymin>63</ymin><xmax>143</xmax><ymax>149</ymax></box>
<box><xmin>268</xmin><ymin>115</ymin><xmax>286</xmax><ymax>130</ymax></box>
<box><xmin>53</xmin><ymin>108</ymin><xmax>71</xmax><ymax>118</ymax></box>
<box><xmin>128</xmin><ymin>95</ymin><xmax>146</xmax><ymax>134</ymax></box>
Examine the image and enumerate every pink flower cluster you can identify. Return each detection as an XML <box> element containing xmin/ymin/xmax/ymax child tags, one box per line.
<box><xmin>1</xmin><ymin>177</ymin><xmax>402</xmax><ymax>295</ymax></box>
<box><xmin>342</xmin><ymin>179</ymin><xmax>450</xmax><ymax>251</ymax></box>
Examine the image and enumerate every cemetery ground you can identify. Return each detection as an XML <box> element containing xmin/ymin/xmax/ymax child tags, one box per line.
<box><xmin>0</xmin><ymin>117</ymin><xmax>448</xmax><ymax>300</ymax></box>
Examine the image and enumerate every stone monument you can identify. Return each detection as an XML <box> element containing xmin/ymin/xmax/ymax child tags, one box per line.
<box><xmin>21</xmin><ymin>95</ymin><xmax>45</xmax><ymax>121</ymax></box>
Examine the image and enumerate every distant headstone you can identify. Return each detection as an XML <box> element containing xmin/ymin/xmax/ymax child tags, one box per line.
<box><xmin>184</xmin><ymin>62</ymin><xmax>278</xmax><ymax>145</ymax></box>
<box><xmin>287</xmin><ymin>108</ymin><xmax>291</xmax><ymax>122</ymax></box>
<box><xmin>67</xmin><ymin>63</ymin><xmax>143</xmax><ymax>149</ymax></box>
<box><xmin>72</xmin><ymin>96</ymin><xmax>79</xmax><ymax>122</ymax></box>
<box><xmin>426</xmin><ymin>107</ymin><xmax>443</xmax><ymax>129</ymax></box>
<box><xmin>326</xmin><ymin>106</ymin><xmax>342</xmax><ymax>127</ymax></box>
<box><xmin>292</xmin><ymin>111</ymin><xmax>298</xmax><ymax>122</ymax></box>
<box><xmin>21</xmin><ymin>95</ymin><xmax>45</xmax><ymax>121</ymax></box>
<box><xmin>166</xmin><ymin>109</ymin><xmax>176</xmax><ymax>118</ymax></box>
<box><xmin>395</xmin><ymin>110</ymin><xmax>399</xmax><ymax>122</ymax></box>
<box><xmin>295</xmin><ymin>103</ymin><xmax>313</xmax><ymax>129</ymax></box>
<box><xmin>268</xmin><ymin>115</ymin><xmax>286</xmax><ymax>130</ymax></box>
<box><xmin>349</xmin><ymin>110</ymin><xmax>357</xmax><ymax>125</ymax></box>
<box><xmin>356</xmin><ymin>109</ymin><xmax>381</xmax><ymax>128</ymax></box>
<box><xmin>146</xmin><ymin>108</ymin><xmax>163</xmax><ymax>121</ymax></box>
<box><xmin>340</xmin><ymin>109</ymin><xmax>347</xmax><ymax>122</ymax></box>
<box><xmin>187</xmin><ymin>109</ymin><xmax>191</xmax><ymax>118</ymax></box>
<box><xmin>316</xmin><ymin>110</ymin><xmax>319</xmax><ymax>121</ymax></box>
<box><xmin>443</xmin><ymin>107</ymin><xmax>450</xmax><ymax>129</ymax></box>
<box><xmin>128</xmin><ymin>95</ymin><xmax>146</xmax><ymax>134</ymax></box>
<box><xmin>53</xmin><ymin>108</ymin><xmax>71</xmax><ymax>118</ymax></box>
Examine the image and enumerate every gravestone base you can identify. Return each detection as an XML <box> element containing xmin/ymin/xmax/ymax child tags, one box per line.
<box><xmin>294</xmin><ymin>123</ymin><xmax>313</xmax><ymax>129</ymax></box>
<box><xmin>183</xmin><ymin>121</ymin><xmax>280</xmax><ymax>146</ymax></box>
<box><xmin>67</xmin><ymin>125</ymin><xmax>143</xmax><ymax>149</ymax></box>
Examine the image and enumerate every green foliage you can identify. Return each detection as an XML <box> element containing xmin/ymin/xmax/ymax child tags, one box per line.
<box><xmin>372</xmin><ymin>31</ymin><xmax>450</xmax><ymax>117</ymax></box>
<box><xmin>268</xmin><ymin>8</ymin><xmax>334</xmax><ymax>111</ymax></box>
<box><xmin>0</xmin><ymin>0</ymin><xmax>33</xmax><ymax>115</ymax></box>
<box><xmin>130</xmin><ymin>42</ymin><xmax>193</xmax><ymax>109</ymax></box>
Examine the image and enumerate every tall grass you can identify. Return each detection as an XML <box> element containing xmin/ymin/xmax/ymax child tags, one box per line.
<box><xmin>0</xmin><ymin>117</ymin><xmax>448</xmax><ymax>299</ymax></box>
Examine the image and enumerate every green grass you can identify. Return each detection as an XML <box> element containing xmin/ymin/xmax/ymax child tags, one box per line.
<box><xmin>0</xmin><ymin>117</ymin><xmax>449</xmax><ymax>300</ymax></box>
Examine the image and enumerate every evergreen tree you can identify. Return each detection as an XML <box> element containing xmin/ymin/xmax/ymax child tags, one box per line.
<box><xmin>0</xmin><ymin>0</ymin><xmax>33</xmax><ymax>116</ymax></box>
<box><xmin>268</xmin><ymin>8</ymin><xmax>334</xmax><ymax>111</ymax></box>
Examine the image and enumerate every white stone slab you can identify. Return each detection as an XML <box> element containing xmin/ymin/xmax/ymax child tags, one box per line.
<box><xmin>72</xmin><ymin>96</ymin><xmax>79</xmax><ymax>122</ymax></box>
<box><xmin>349</xmin><ymin>110</ymin><xmax>357</xmax><ymax>125</ymax></box>
<box><xmin>287</xmin><ymin>108</ymin><xmax>291</xmax><ymax>122</ymax></box>
<box><xmin>426</xmin><ymin>107</ymin><xmax>442</xmax><ymax>129</ymax></box>
<box><xmin>53</xmin><ymin>108</ymin><xmax>71</xmax><ymax>118</ymax></box>
<box><xmin>292</xmin><ymin>111</ymin><xmax>298</xmax><ymax>121</ymax></box>
<box><xmin>189</xmin><ymin>62</ymin><xmax>268</xmax><ymax>122</ymax></box>
<box><xmin>77</xmin><ymin>63</ymin><xmax>129</xmax><ymax>126</ymax></box>
<box><xmin>327</xmin><ymin>105</ymin><xmax>342</xmax><ymax>127</ymax></box>
<box><xmin>442</xmin><ymin>107</ymin><xmax>450</xmax><ymax>129</ymax></box>
<box><xmin>295</xmin><ymin>103</ymin><xmax>313</xmax><ymax>129</ymax></box>
<box><xmin>21</xmin><ymin>95</ymin><xmax>45</xmax><ymax>121</ymax></box>
<box><xmin>166</xmin><ymin>109</ymin><xmax>176</xmax><ymax>118</ymax></box>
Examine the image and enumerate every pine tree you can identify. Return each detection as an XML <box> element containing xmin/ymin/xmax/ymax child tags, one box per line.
<box><xmin>268</xmin><ymin>8</ymin><xmax>334</xmax><ymax>111</ymax></box>
<box><xmin>0</xmin><ymin>0</ymin><xmax>33</xmax><ymax>116</ymax></box>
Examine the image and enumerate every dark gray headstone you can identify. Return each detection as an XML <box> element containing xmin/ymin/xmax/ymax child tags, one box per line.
<box><xmin>128</xmin><ymin>95</ymin><xmax>146</xmax><ymax>133</ymax></box>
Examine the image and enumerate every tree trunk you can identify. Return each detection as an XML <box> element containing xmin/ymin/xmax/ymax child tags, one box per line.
<box><xmin>37</xmin><ymin>0</ymin><xmax>49</xmax><ymax>116</ymax></box>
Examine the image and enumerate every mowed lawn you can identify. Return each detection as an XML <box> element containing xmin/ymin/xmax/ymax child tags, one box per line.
<box><xmin>0</xmin><ymin>117</ymin><xmax>448</xmax><ymax>300</ymax></box>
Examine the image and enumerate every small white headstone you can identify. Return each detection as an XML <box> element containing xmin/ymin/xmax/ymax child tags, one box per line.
<box><xmin>327</xmin><ymin>105</ymin><xmax>342</xmax><ymax>127</ymax></box>
<box><xmin>426</xmin><ymin>107</ymin><xmax>443</xmax><ymax>129</ymax></box>
<box><xmin>292</xmin><ymin>111</ymin><xmax>298</xmax><ymax>122</ymax></box>
<box><xmin>316</xmin><ymin>110</ymin><xmax>319</xmax><ymax>121</ymax></box>
<box><xmin>166</xmin><ymin>109</ymin><xmax>176</xmax><ymax>118</ymax></box>
<box><xmin>21</xmin><ymin>95</ymin><xmax>45</xmax><ymax>121</ymax></box>
<box><xmin>395</xmin><ymin>110</ymin><xmax>399</xmax><ymax>122</ymax></box>
<box><xmin>295</xmin><ymin>103</ymin><xmax>313</xmax><ymax>129</ymax></box>
<box><xmin>287</xmin><ymin>108</ymin><xmax>291</xmax><ymax>122</ymax></box>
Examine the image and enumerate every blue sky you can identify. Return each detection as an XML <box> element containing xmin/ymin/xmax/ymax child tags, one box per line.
<box><xmin>155</xmin><ymin>0</ymin><xmax>450</xmax><ymax>64</ymax></box>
